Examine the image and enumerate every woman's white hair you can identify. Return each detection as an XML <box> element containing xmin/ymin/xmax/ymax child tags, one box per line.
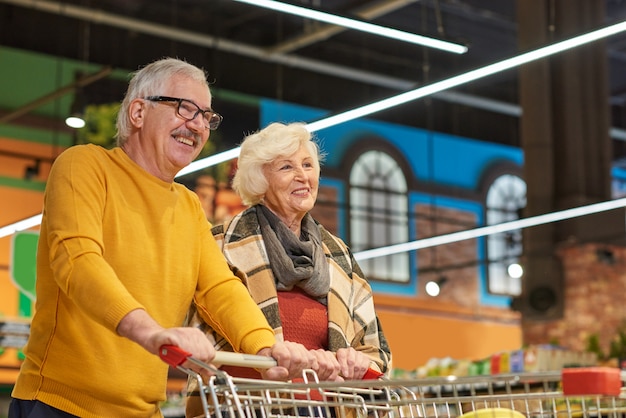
<box><xmin>232</xmin><ymin>122</ymin><xmax>324</xmax><ymax>206</ymax></box>
<box><xmin>115</xmin><ymin>57</ymin><xmax>210</xmax><ymax>146</ymax></box>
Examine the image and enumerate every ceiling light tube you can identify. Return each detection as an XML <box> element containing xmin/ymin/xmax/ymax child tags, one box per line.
<box><xmin>0</xmin><ymin>214</ymin><xmax>43</xmax><ymax>239</ymax></box>
<box><xmin>306</xmin><ymin>19</ymin><xmax>626</xmax><ymax>132</ymax></box>
<box><xmin>175</xmin><ymin>147</ymin><xmax>241</xmax><ymax>178</ymax></box>
<box><xmin>353</xmin><ymin>197</ymin><xmax>626</xmax><ymax>261</ymax></box>
<box><xmin>232</xmin><ymin>0</ymin><xmax>467</xmax><ymax>54</ymax></box>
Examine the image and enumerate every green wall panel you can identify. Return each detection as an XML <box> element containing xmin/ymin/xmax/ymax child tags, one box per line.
<box><xmin>0</xmin><ymin>46</ymin><xmax>112</xmax><ymax>147</ymax></box>
<box><xmin>0</xmin><ymin>176</ymin><xmax>46</xmax><ymax>192</ymax></box>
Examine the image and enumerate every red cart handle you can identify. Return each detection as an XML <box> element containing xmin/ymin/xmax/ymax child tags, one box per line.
<box><xmin>159</xmin><ymin>344</ymin><xmax>192</xmax><ymax>367</ymax></box>
<box><xmin>363</xmin><ymin>368</ymin><xmax>384</xmax><ymax>380</ymax></box>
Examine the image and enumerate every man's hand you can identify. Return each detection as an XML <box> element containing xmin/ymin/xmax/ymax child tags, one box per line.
<box><xmin>257</xmin><ymin>341</ymin><xmax>316</xmax><ymax>381</ymax></box>
<box><xmin>117</xmin><ymin>308</ymin><xmax>216</xmax><ymax>374</ymax></box>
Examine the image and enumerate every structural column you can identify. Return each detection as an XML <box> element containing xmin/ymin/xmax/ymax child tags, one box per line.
<box><xmin>516</xmin><ymin>0</ymin><xmax>624</xmax><ymax>320</ymax></box>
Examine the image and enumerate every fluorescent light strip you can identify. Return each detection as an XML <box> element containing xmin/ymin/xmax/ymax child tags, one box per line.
<box><xmin>353</xmin><ymin>197</ymin><xmax>626</xmax><ymax>261</ymax></box>
<box><xmin>0</xmin><ymin>214</ymin><xmax>42</xmax><ymax>239</ymax></box>
<box><xmin>2</xmin><ymin>21</ymin><xmax>626</xmax><ymax>239</ymax></box>
<box><xmin>306</xmin><ymin>19</ymin><xmax>626</xmax><ymax>132</ymax></box>
<box><xmin>232</xmin><ymin>0</ymin><xmax>467</xmax><ymax>54</ymax></box>
<box><xmin>175</xmin><ymin>147</ymin><xmax>241</xmax><ymax>178</ymax></box>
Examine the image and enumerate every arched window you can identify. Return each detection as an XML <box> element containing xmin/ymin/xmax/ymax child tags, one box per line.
<box><xmin>486</xmin><ymin>174</ymin><xmax>526</xmax><ymax>295</ymax></box>
<box><xmin>349</xmin><ymin>150</ymin><xmax>409</xmax><ymax>282</ymax></box>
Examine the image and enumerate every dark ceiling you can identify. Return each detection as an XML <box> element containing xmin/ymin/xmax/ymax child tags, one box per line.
<box><xmin>2</xmin><ymin>0</ymin><xmax>626</xmax><ymax>161</ymax></box>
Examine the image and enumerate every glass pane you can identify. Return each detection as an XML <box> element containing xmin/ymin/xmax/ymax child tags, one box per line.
<box><xmin>349</xmin><ymin>151</ymin><xmax>409</xmax><ymax>282</ymax></box>
<box><xmin>486</xmin><ymin>174</ymin><xmax>526</xmax><ymax>296</ymax></box>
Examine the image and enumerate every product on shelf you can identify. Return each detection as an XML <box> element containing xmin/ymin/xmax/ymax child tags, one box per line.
<box><xmin>395</xmin><ymin>344</ymin><xmax>600</xmax><ymax>378</ymax></box>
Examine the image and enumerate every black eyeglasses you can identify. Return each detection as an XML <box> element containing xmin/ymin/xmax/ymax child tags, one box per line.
<box><xmin>144</xmin><ymin>96</ymin><xmax>223</xmax><ymax>130</ymax></box>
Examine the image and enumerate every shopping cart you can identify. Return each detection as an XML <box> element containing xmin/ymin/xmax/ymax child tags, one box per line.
<box><xmin>160</xmin><ymin>345</ymin><xmax>626</xmax><ymax>418</ymax></box>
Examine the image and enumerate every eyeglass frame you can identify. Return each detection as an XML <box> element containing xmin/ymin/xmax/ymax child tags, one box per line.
<box><xmin>143</xmin><ymin>95</ymin><xmax>223</xmax><ymax>130</ymax></box>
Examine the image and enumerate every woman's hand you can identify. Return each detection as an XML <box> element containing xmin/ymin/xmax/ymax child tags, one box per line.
<box><xmin>310</xmin><ymin>349</ymin><xmax>342</xmax><ymax>381</ymax></box>
<box><xmin>335</xmin><ymin>347</ymin><xmax>370</xmax><ymax>380</ymax></box>
<box><xmin>257</xmin><ymin>341</ymin><xmax>316</xmax><ymax>381</ymax></box>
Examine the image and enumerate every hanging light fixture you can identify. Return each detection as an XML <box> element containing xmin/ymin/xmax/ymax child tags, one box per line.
<box><xmin>65</xmin><ymin>114</ymin><xmax>85</xmax><ymax>129</ymax></box>
<box><xmin>232</xmin><ymin>0</ymin><xmax>468</xmax><ymax>54</ymax></box>
<box><xmin>507</xmin><ymin>262</ymin><xmax>524</xmax><ymax>279</ymax></box>
<box><xmin>65</xmin><ymin>83</ymin><xmax>86</xmax><ymax>129</ymax></box>
<box><xmin>67</xmin><ymin>21</ymin><xmax>92</xmax><ymax>130</ymax></box>
<box><xmin>425</xmin><ymin>276</ymin><xmax>448</xmax><ymax>297</ymax></box>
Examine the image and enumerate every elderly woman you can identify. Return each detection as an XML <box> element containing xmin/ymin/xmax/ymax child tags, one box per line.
<box><xmin>186</xmin><ymin>122</ymin><xmax>391</xmax><ymax>416</ymax></box>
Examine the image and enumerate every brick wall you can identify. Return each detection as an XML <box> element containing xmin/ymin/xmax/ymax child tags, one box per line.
<box><xmin>523</xmin><ymin>243</ymin><xmax>626</xmax><ymax>358</ymax></box>
<box><xmin>416</xmin><ymin>204</ymin><xmax>480</xmax><ymax>307</ymax></box>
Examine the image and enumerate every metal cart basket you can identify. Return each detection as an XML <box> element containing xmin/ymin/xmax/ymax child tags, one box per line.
<box><xmin>160</xmin><ymin>345</ymin><xmax>626</xmax><ymax>418</ymax></box>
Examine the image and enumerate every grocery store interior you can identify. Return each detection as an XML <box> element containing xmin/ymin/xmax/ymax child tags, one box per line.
<box><xmin>2</xmin><ymin>0</ymin><xmax>626</xmax><ymax>416</ymax></box>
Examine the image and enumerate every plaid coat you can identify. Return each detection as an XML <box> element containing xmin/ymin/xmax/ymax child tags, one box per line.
<box><xmin>188</xmin><ymin>205</ymin><xmax>392</xmax><ymax>374</ymax></box>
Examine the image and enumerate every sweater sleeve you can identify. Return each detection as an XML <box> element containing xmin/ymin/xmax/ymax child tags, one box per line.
<box><xmin>193</xmin><ymin>223</ymin><xmax>276</xmax><ymax>355</ymax></box>
<box><xmin>41</xmin><ymin>146</ymin><xmax>144</xmax><ymax>331</ymax></box>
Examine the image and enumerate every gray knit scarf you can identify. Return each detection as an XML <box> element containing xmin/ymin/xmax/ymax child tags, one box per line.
<box><xmin>257</xmin><ymin>204</ymin><xmax>330</xmax><ymax>304</ymax></box>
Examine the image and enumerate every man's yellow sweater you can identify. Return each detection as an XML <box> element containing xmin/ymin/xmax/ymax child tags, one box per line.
<box><xmin>12</xmin><ymin>144</ymin><xmax>275</xmax><ymax>417</ymax></box>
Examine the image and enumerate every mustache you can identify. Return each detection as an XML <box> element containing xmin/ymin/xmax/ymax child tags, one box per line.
<box><xmin>172</xmin><ymin>129</ymin><xmax>202</xmax><ymax>144</ymax></box>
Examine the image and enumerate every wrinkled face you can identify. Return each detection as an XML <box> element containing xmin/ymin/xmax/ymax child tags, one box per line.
<box><xmin>262</xmin><ymin>145</ymin><xmax>319</xmax><ymax>223</ymax></box>
<box><xmin>135</xmin><ymin>75</ymin><xmax>212</xmax><ymax>177</ymax></box>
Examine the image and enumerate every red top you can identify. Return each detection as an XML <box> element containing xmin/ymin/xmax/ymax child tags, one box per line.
<box><xmin>278</xmin><ymin>287</ymin><xmax>328</xmax><ymax>350</ymax></box>
<box><xmin>220</xmin><ymin>288</ymin><xmax>328</xmax><ymax>379</ymax></box>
